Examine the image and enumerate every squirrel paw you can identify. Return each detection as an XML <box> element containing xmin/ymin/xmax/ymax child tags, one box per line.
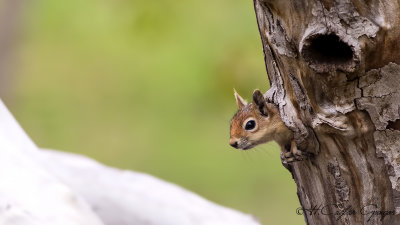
<box><xmin>281</xmin><ymin>151</ymin><xmax>306</xmax><ymax>163</ymax></box>
<box><xmin>281</xmin><ymin>140</ymin><xmax>313</xmax><ymax>164</ymax></box>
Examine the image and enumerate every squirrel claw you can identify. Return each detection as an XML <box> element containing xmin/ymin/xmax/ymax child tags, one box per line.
<box><xmin>281</xmin><ymin>140</ymin><xmax>313</xmax><ymax>164</ymax></box>
<box><xmin>282</xmin><ymin>151</ymin><xmax>304</xmax><ymax>163</ymax></box>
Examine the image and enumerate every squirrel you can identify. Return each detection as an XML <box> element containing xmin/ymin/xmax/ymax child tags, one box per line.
<box><xmin>229</xmin><ymin>89</ymin><xmax>309</xmax><ymax>163</ymax></box>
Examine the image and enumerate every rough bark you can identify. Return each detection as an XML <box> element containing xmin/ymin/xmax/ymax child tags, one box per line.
<box><xmin>253</xmin><ymin>0</ymin><xmax>400</xmax><ymax>224</ymax></box>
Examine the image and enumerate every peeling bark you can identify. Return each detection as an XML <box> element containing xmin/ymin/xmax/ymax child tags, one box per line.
<box><xmin>253</xmin><ymin>0</ymin><xmax>400</xmax><ymax>224</ymax></box>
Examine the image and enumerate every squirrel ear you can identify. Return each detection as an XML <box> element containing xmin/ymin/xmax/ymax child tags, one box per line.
<box><xmin>252</xmin><ymin>89</ymin><xmax>268</xmax><ymax>116</ymax></box>
<box><xmin>234</xmin><ymin>89</ymin><xmax>247</xmax><ymax>110</ymax></box>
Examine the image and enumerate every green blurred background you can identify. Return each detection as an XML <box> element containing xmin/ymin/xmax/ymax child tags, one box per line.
<box><xmin>3</xmin><ymin>0</ymin><xmax>303</xmax><ymax>224</ymax></box>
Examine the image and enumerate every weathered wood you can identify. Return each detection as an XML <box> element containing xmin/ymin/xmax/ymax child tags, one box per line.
<box><xmin>253</xmin><ymin>0</ymin><xmax>400</xmax><ymax>224</ymax></box>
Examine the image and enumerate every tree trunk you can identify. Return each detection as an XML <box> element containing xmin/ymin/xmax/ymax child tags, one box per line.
<box><xmin>252</xmin><ymin>1</ymin><xmax>400</xmax><ymax>224</ymax></box>
<box><xmin>0</xmin><ymin>0</ymin><xmax>23</xmax><ymax>99</ymax></box>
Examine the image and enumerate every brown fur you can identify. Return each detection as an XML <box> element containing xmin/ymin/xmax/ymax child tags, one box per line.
<box><xmin>230</xmin><ymin>90</ymin><xmax>293</xmax><ymax>152</ymax></box>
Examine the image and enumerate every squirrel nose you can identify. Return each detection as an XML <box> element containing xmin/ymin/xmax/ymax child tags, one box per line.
<box><xmin>230</xmin><ymin>140</ymin><xmax>239</xmax><ymax>149</ymax></box>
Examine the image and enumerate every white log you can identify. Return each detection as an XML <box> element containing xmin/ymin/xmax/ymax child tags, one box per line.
<box><xmin>37</xmin><ymin>149</ymin><xmax>261</xmax><ymax>225</ymax></box>
<box><xmin>0</xmin><ymin>99</ymin><xmax>261</xmax><ymax>225</ymax></box>
<box><xmin>0</xmin><ymin>101</ymin><xmax>104</xmax><ymax>225</ymax></box>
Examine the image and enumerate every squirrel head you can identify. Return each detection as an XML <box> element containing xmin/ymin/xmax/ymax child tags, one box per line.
<box><xmin>229</xmin><ymin>89</ymin><xmax>283</xmax><ymax>150</ymax></box>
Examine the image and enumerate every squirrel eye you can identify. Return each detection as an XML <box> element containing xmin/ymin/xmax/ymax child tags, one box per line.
<box><xmin>245</xmin><ymin>120</ymin><xmax>256</xmax><ymax>130</ymax></box>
